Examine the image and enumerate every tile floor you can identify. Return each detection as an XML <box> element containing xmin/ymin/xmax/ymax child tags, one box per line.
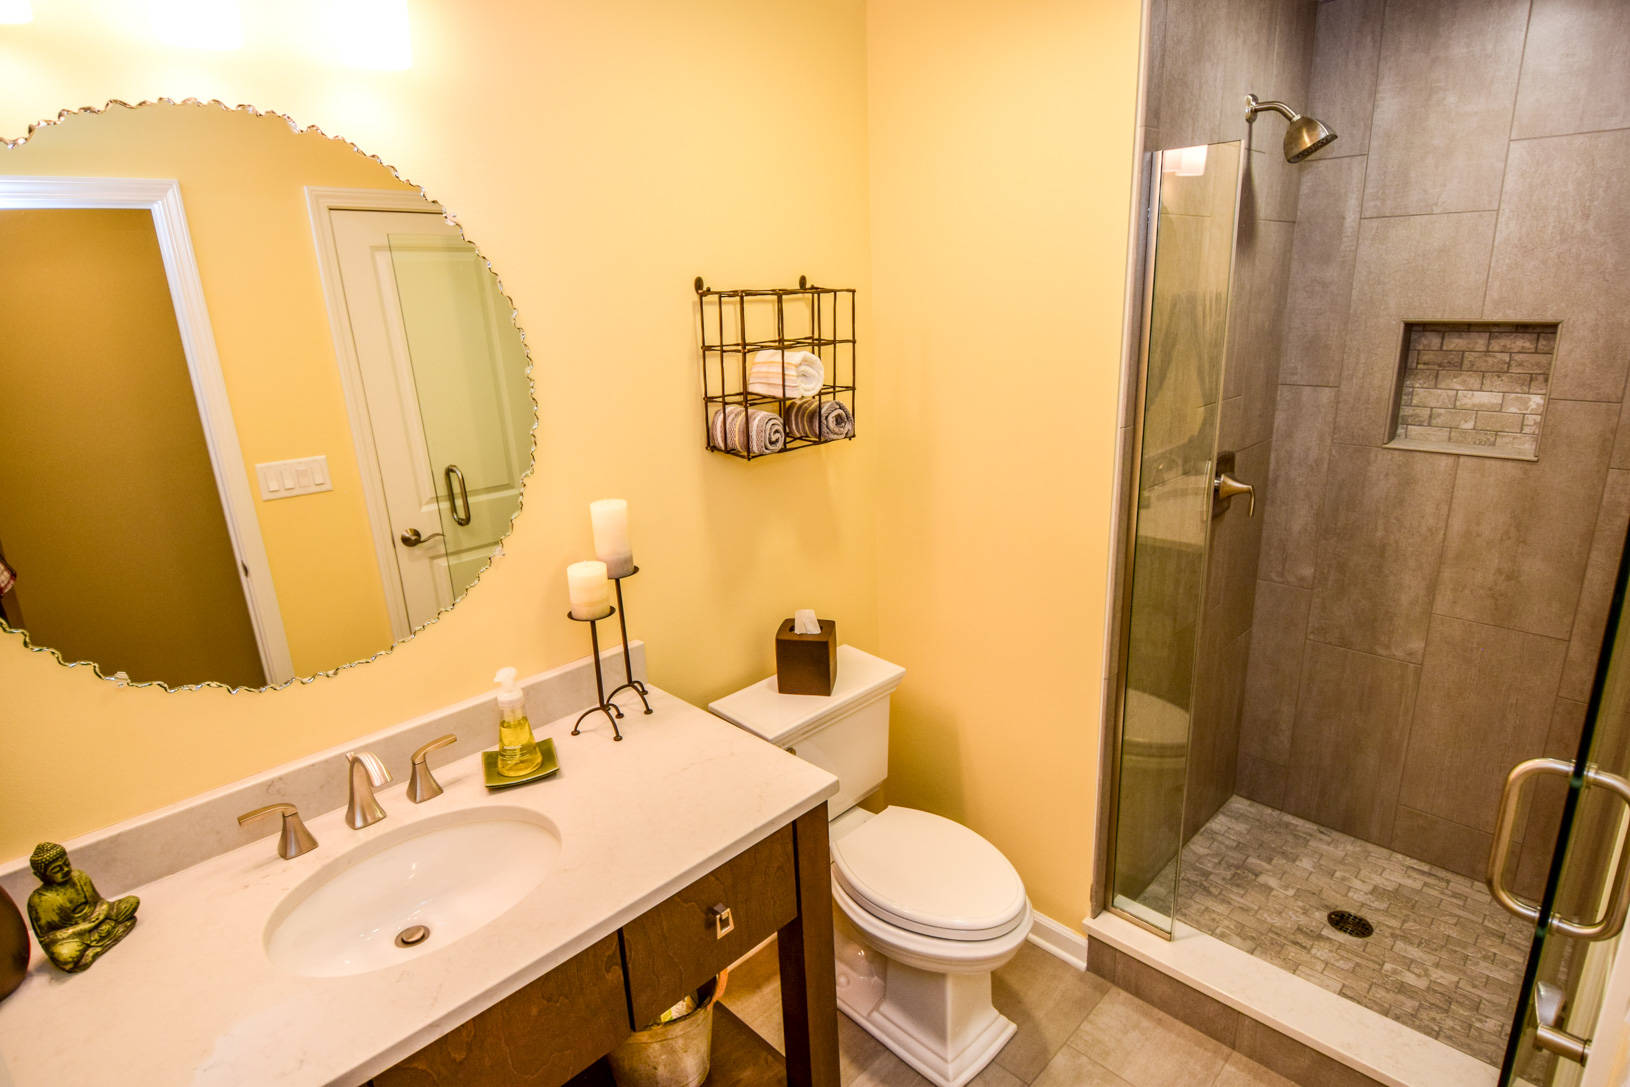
<box><xmin>1174</xmin><ymin>797</ymin><xmax>1531</xmax><ymax>1066</ymax></box>
<box><xmin>722</xmin><ymin>937</ymin><xmax>1302</xmax><ymax>1087</ymax></box>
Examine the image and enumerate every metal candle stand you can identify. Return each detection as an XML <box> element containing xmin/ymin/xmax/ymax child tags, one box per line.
<box><xmin>606</xmin><ymin>566</ymin><xmax>653</xmax><ymax>716</ymax></box>
<box><xmin>568</xmin><ymin>608</ymin><xmax>624</xmax><ymax>741</ymax></box>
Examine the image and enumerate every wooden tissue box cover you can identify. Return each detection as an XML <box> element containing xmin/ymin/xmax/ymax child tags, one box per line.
<box><xmin>775</xmin><ymin>618</ymin><xmax>837</xmax><ymax>695</ymax></box>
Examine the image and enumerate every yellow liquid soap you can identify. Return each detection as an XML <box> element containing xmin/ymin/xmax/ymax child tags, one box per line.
<box><xmin>497</xmin><ymin>712</ymin><xmax>543</xmax><ymax>777</ymax></box>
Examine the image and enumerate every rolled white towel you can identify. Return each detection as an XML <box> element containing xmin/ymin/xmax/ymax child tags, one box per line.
<box><xmin>747</xmin><ymin>349</ymin><xmax>823</xmax><ymax>399</ymax></box>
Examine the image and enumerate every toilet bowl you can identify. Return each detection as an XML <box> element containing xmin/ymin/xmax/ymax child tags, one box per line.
<box><xmin>710</xmin><ymin>647</ymin><xmax>1032</xmax><ymax>1087</ymax></box>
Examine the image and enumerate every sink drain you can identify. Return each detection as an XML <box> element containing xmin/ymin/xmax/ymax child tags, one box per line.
<box><xmin>395</xmin><ymin>924</ymin><xmax>431</xmax><ymax>948</ymax></box>
<box><xmin>1327</xmin><ymin>910</ymin><xmax>1373</xmax><ymax>938</ymax></box>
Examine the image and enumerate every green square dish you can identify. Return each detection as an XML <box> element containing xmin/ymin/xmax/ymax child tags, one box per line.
<box><xmin>481</xmin><ymin>738</ymin><xmax>560</xmax><ymax>789</ymax></box>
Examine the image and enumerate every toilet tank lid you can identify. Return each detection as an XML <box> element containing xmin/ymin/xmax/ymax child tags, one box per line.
<box><xmin>708</xmin><ymin>645</ymin><xmax>906</xmax><ymax>747</ymax></box>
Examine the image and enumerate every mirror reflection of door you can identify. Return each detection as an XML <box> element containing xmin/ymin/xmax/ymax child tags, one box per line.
<box><xmin>319</xmin><ymin>203</ymin><xmax>530</xmax><ymax>636</ymax></box>
<box><xmin>0</xmin><ymin>207</ymin><xmax>267</xmax><ymax>689</ymax></box>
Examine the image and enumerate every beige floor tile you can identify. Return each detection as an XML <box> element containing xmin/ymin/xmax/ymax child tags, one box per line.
<box><xmin>1069</xmin><ymin>989</ymin><xmax>1230</xmax><ymax>1087</ymax></box>
<box><xmin>720</xmin><ymin>937</ymin><xmax>786</xmax><ymax>1053</ymax></box>
<box><xmin>1214</xmin><ymin>1051</ymin><xmax>1300</xmax><ymax>1087</ymax></box>
<box><xmin>992</xmin><ymin>941</ymin><xmax>1114</xmax><ymax>1081</ymax></box>
<box><xmin>1031</xmin><ymin>1043</ymin><xmax>1137</xmax><ymax>1087</ymax></box>
<box><xmin>968</xmin><ymin>1062</ymin><xmax>1028</xmax><ymax>1087</ymax></box>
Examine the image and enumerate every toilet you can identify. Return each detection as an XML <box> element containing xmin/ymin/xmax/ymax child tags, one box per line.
<box><xmin>710</xmin><ymin>646</ymin><xmax>1032</xmax><ymax>1087</ymax></box>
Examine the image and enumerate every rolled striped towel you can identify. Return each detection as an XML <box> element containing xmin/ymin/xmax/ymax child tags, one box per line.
<box><xmin>789</xmin><ymin>398</ymin><xmax>854</xmax><ymax>441</ymax></box>
<box><xmin>709</xmin><ymin>404</ymin><xmax>747</xmax><ymax>451</ymax></box>
<box><xmin>710</xmin><ymin>405</ymin><xmax>785</xmax><ymax>454</ymax></box>
<box><xmin>747</xmin><ymin>349</ymin><xmax>823</xmax><ymax>398</ymax></box>
<box><xmin>746</xmin><ymin>408</ymin><xmax>785</xmax><ymax>454</ymax></box>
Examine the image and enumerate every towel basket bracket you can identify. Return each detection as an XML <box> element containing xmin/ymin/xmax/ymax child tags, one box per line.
<box><xmin>696</xmin><ymin>275</ymin><xmax>859</xmax><ymax>461</ymax></box>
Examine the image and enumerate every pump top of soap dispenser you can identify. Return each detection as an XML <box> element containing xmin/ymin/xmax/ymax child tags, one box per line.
<box><xmin>493</xmin><ymin>667</ymin><xmax>524</xmax><ymax>715</ymax></box>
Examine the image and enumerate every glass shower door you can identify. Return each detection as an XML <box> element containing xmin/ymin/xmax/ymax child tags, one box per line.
<box><xmin>1496</xmin><ymin>527</ymin><xmax>1630</xmax><ymax>1085</ymax></box>
<box><xmin>1108</xmin><ymin>141</ymin><xmax>1243</xmax><ymax>933</ymax></box>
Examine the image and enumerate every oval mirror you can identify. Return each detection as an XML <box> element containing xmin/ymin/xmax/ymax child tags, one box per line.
<box><xmin>0</xmin><ymin>102</ymin><xmax>534</xmax><ymax>690</ymax></box>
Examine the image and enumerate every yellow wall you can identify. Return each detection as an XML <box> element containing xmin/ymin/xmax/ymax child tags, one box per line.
<box><xmin>0</xmin><ymin>0</ymin><xmax>879</xmax><ymax>861</ymax></box>
<box><xmin>1</xmin><ymin>106</ymin><xmax>414</xmax><ymax>676</ymax></box>
<box><xmin>0</xmin><ymin>208</ymin><xmax>265</xmax><ymax>688</ymax></box>
<box><xmin>866</xmin><ymin>0</ymin><xmax>1141</xmax><ymax>923</ymax></box>
<box><xmin>0</xmin><ymin>0</ymin><xmax>1143</xmax><ymax>928</ymax></box>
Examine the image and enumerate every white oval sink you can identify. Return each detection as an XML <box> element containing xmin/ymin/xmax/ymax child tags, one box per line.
<box><xmin>264</xmin><ymin>806</ymin><xmax>561</xmax><ymax>978</ymax></box>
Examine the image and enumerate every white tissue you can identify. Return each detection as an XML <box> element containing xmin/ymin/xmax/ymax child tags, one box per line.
<box><xmin>794</xmin><ymin>609</ymin><xmax>821</xmax><ymax>634</ymax></box>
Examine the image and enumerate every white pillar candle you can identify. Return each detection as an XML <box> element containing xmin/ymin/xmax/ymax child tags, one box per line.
<box><xmin>566</xmin><ymin>560</ymin><xmax>611</xmax><ymax>620</ymax></box>
<box><xmin>590</xmin><ymin>498</ymin><xmax>634</xmax><ymax>578</ymax></box>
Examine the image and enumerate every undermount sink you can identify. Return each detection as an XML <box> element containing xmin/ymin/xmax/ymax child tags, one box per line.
<box><xmin>264</xmin><ymin>806</ymin><xmax>562</xmax><ymax>978</ymax></box>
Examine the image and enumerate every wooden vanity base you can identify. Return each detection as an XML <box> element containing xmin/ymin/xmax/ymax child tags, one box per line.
<box><xmin>373</xmin><ymin>803</ymin><xmax>838</xmax><ymax>1087</ymax></box>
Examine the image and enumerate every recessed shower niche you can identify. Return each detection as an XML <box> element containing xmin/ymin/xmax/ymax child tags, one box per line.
<box><xmin>1387</xmin><ymin>321</ymin><xmax>1560</xmax><ymax>460</ymax></box>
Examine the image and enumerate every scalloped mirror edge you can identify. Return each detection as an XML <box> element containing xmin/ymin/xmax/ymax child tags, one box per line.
<box><xmin>0</xmin><ymin>98</ymin><xmax>537</xmax><ymax>694</ymax></box>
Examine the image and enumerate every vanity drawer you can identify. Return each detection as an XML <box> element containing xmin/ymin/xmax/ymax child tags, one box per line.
<box><xmin>621</xmin><ymin>824</ymin><xmax>799</xmax><ymax>1025</ymax></box>
<box><xmin>373</xmin><ymin>932</ymin><xmax>628</xmax><ymax>1087</ymax></box>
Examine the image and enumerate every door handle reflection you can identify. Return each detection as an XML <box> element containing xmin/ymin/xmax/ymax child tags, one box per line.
<box><xmin>445</xmin><ymin>464</ymin><xmax>472</xmax><ymax>527</ymax></box>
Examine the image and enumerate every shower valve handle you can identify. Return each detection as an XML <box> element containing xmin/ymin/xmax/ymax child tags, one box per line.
<box><xmin>1214</xmin><ymin>472</ymin><xmax>1256</xmax><ymax>517</ymax></box>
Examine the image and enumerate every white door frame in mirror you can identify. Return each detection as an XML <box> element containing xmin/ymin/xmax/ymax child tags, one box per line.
<box><xmin>0</xmin><ymin>175</ymin><xmax>294</xmax><ymax>687</ymax></box>
<box><xmin>305</xmin><ymin>186</ymin><xmax>456</xmax><ymax>644</ymax></box>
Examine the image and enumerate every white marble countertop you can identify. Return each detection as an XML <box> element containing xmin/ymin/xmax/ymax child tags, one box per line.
<box><xmin>0</xmin><ymin>687</ymin><xmax>836</xmax><ymax>1087</ymax></box>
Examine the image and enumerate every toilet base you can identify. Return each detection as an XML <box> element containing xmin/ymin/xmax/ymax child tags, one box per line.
<box><xmin>836</xmin><ymin>950</ymin><xmax>1017</xmax><ymax>1087</ymax></box>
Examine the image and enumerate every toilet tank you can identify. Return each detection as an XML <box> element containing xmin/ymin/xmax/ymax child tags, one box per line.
<box><xmin>709</xmin><ymin>646</ymin><xmax>906</xmax><ymax>816</ymax></box>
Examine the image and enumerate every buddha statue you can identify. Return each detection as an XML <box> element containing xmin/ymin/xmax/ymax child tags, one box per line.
<box><xmin>25</xmin><ymin>843</ymin><xmax>139</xmax><ymax>973</ymax></box>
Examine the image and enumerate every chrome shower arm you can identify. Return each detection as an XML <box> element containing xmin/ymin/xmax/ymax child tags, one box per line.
<box><xmin>1244</xmin><ymin>94</ymin><xmax>1300</xmax><ymax>123</ymax></box>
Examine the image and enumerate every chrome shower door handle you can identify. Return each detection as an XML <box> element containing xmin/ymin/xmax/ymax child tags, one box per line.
<box><xmin>445</xmin><ymin>464</ymin><xmax>472</xmax><ymax>526</ymax></box>
<box><xmin>1488</xmin><ymin>757</ymin><xmax>1630</xmax><ymax>940</ymax></box>
<box><xmin>1534</xmin><ymin>980</ymin><xmax>1592</xmax><ymax>1064</ymax></box>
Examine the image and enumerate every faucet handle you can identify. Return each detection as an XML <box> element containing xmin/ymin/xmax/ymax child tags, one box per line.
<box><xmin>408</xmin><ymin>734</ymin><xmax>457</xmax><ymax>803</ymax></box>
<box><xmin>237</xmin><ymin>803</ymin><xmax>319</xmax><ymax>860</ymax></box>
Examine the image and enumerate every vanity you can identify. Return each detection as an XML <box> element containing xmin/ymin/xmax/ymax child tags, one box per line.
<box><xmin>0</xmin><ymin>679</ymin><xmax>841</xmax><ymax>1087</ymax></box>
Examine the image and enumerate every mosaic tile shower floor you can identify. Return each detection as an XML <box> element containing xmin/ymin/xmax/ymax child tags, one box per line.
<box><xmin>1173</xmin><ymin>797</ymin><xmax>1531</xmax><ymax>1067</ymax></box>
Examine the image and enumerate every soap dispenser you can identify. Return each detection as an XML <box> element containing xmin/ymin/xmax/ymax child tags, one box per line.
<box><xmin>493</xmin><ymin>667</ymin><xmax>543</xmax><ymax>777</ymax></box>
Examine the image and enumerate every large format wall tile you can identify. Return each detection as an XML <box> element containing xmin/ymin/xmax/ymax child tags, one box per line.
<box><xmin>1307</xmin><ymin>444</ymin><xmax>1457</xmax><ymax>663</ymax></box>
<box><xmin>1185</xmin><ymin>624</ymin><xmax>1250</xmax><ymax>841</ymax></box>
<box><xmin>1389</xmin><ymin>806</ymin><xmax>1492</xmax><ymax>883</ymax></box>
<box><xmin>1511</xmin><ymin>0</ymin><xmax>1630</xmax><ymax>139</ymax></box>
<box><xmin>1361</xmin><ymin>0</ymin><xmax>1529</xmax><ymax>217</ymax></box>
<box><xmin>1306</xmin><ymin>0</ymin><xmax>1383</xmax><ymax>157</ymax></box>
<box><xmin>1434</xmin><ymin>400</ymin><xmax>1617</xmax><ymax>640</ymax></box>
<box><xmin>1484</xmin><ymin>130</ymin><xmax>1630</xmax><ymax>403</ymax></box>
<box><xmin>1398</xmin><ymin>615</ymin><xmax>1567</xmax><ymax>835</ymax></box>
<box><xmin>1239</xmin><ymin>580</ymin><xmax>1312</xmax><ymax>764</ymax></box>
<box><xmin>1154</xmin><ymin>0</ymin><xmax>1315</xmax><ymax>150</ymax></box>
<box><xmin>1513</xmin><ymin>699</ymin><xmax>1589</xmax><ymax>900</ymax></box>
<box><xmin>1221</xmin><ymin>221</ymin><xmax>1294</xmax><ymax>449</ymax></box>
<box><xmin>1560</xmin><ymin>470</ymin><xmax>1630</xmax><ymax>700</ymax></box>
<box><xmin>1278</xmin><ymin>156</ymin><xmax>1364</xmax><ymax>388</ymax></box>
<box><xmin>1283</xmin><ymin>639</ymin><xmax>1417</xmax><ymax>845</ymax></box>
<box><xmin>1332</xmin><ymin>211</ymin><xmax>1496</xmax><ymax>446</ymax></box>
<box><xmin>1257</xmin><ymin>385</ymin><xmax>1335</xmax><ymax>587</ymax></box>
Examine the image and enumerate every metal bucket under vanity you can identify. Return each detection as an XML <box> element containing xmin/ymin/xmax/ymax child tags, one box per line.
<box><xmin>607</xmin><ymin>973</ymin><xmax>727</xmax><ymax>1087</ymax></box>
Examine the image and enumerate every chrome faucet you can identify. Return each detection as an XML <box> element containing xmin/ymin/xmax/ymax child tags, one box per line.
<box><xmin>345</xmin><ymin>750</ymin><xmax>392</xmax><ymax>829</ymax></box>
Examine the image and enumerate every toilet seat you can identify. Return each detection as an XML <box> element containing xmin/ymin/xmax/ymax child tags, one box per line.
<box><xmin>831</xmin><ymin>806</ymin><xmax>1028</xmax><ymax>942</ymax></box>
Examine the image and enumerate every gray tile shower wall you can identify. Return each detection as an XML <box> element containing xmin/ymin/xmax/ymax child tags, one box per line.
<box><xmin>1237</xmin><ymin>0</ymin><xmax>1630</xmax><ymax>895</ymax></box>
<box><xmin>1143</xmin><ymin>0</ymin><xmax>1317</xmax><ymax>842</ymax></box>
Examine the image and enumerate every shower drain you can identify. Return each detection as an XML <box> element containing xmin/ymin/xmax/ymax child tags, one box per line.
<box><xmin>395</xmin><ymin>924</ymin><xmax>431</xmax><ymax>948</ymax></box>
<box><xmin>1327</xmin><ymin>910</ymin><xmax>1373</xmax><ymax>938</ymax></box>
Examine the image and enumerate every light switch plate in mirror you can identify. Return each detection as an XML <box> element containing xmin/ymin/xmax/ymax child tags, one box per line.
<box><xmin>0</xmin><ymin>99</ymin><xmax>536</xmax><ymax>692</ymax></box>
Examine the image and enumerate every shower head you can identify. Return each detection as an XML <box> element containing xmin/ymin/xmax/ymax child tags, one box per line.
<box><xmin>1245</xmin><ymin>93</ymin><xmax>1338</xmax><ymax>162</ymax></box>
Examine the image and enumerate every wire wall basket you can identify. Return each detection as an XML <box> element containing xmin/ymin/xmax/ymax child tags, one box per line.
<box><xmin>696</xmin><ymin>275</ymin><xmax>856</xmax><ymax>460</ymax></box>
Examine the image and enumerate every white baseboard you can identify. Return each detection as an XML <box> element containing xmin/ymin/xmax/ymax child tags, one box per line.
<box><xmin>1026</xmin><ymin>911</ymin><xmax>1089</xmax><ymax>972</ymax></box>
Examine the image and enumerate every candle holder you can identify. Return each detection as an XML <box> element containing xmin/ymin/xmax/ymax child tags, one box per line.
<box><xmin>606</xmin><ymin>566</ymin><xmax>653</xmax><ymax>716</ymax></box>
<box><xmin>569</xmin><ymin>608</ymin><xmax>624</xmax><ymax>741</ymax></box>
